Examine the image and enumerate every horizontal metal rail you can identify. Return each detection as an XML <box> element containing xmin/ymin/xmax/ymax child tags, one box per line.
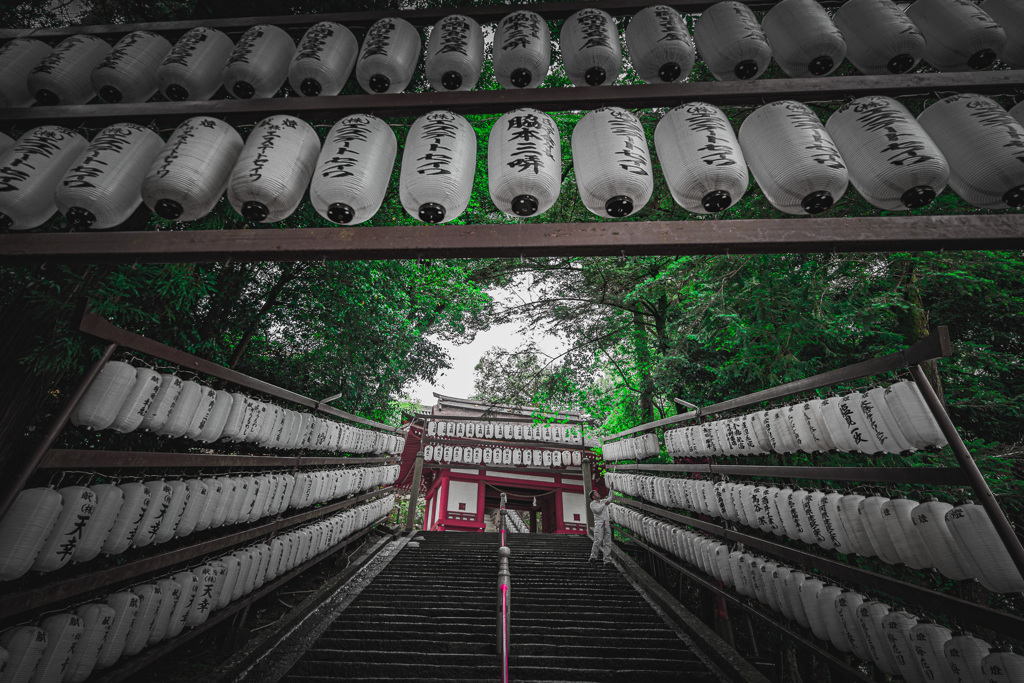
<box><xmin>426</xmin><ymin>463</ymin><xmax>584</xmax><ymax>476</ymax></box>
<box><xmin>608</xmin><ymin>463</ymin><xmax>969</xmax><ymax>485</ymax></box>
<box><xmin>422</xmin><ymin>435</ymin><xmax>587</xmax><ymax>452</ymax></box>
<box><xmin>38</xmin><ymin>449</ymin><xmax>396</xmax><ymax>469</ymax></box>
<box><xmin>0</xmin><ymin>486</ymin><xmax>393</xmax><ymax>625</ymax></box>
<box><xmin>433</xmin><ymin>393</ymin><xmax>588</xmax><ymax>421</ymax></box>
<box><xmin>606</xmin><ymin>326</ymin><xmax>951</xmax><ymax>440</ymax></box>
<box><xmin>614</xmin><ymin>496</ymin><xmax>1024</xmax><ymax>639</ymax></box>
<box><xmin>4</xmin><ymin>217</ymin><xmax>1024</xmax><ymax>266</ymax></box>
<box><xmin>1</xmin><ymin>71</ymin><xmax>1021</xmax><ymax>129</ymax></box>
<box><xmin>79</xmin><ymin>311</ymin><xmax>401</xmax><ymax>433</ymax></box>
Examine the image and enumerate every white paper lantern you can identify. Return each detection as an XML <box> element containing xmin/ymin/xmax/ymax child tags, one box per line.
<box><xmin>399</xmin><ymin>110</ymin><xmax>476</xmax><ymax>223</ymax></box>
<box><xmin>69</xmin><ymin>361</ymin><xmax>137</xmax><ymax>431</ymax></box>
<box><xmin>862</xmin><ymin>386</ymin><xmax>915</xmax><ymax>453</ymax></box>
<box><xmin>187</xmin><ymin>566</ymin><xmax>218</xmax><ymax>624</ymax></box>
<box><xmin>906</xmin><ymin>0</ymin><xmax>1005</xmax><ymax>71</ymax></box>
<box><xmin>91</xmin><ymin>31</ymin><xmax>171</xmax><ymax>103</ymax></box>
<box><xmin>310</xmin><ymin>114</ymin><xmax>396</xmax><ymax>225</ymax></box>
<box><xmin>289</xmin><ymin>22</ymin><xmax>358</xmax><ymax>97</ymax></box>
<box><xmin>907</xmin><ymin>623</ymin><xmax>953</xmax><ymax>683</ymax></box>
<box><xmin>224</xmin><ymin>25</ymin><xmax>295</xmax><ymax>99</ymax></box>
<box><xmin>156</xmin><ymin>380</ymin><xmax>200</xmax><ymax>438</ymax></box>
<box><xmin>762</xmin><ymin>0</ymin><xmax>846</xmax><ymax>78</ymax></box>
<box><xmin>138</xmin><ymin>374</ymin><xmax>182</xmax><ymax>432</ymax></box>
<box><xmin>133</xmin><ymin>480</ymin><xmax>172</xmax><ymax>548</ymax></box>
<box><xmin>0</xmin><ymin>39</ymin><xmax>52</xmax><ymax>108</ymax></box>
<box><xmin>981</xmin><ymin>0</ymin><xmax>1024</xmax><ymax>67</ymax></box>
<box><xmin>693</xmin><ymin>2</ymin><xmax>772</xmax><ymax>81</ymax></box>
<box><xmin>228</xmin><ymin>115</ymin><xmax>320</xmax><ymax>223</ymax></box>
<box><xmin>882</xmin><ymin>380</ymin><xmax>947</xmax><ymax>449</ymax></box>
<box><xmin>857</xmin><ymin>601</ymin><xmax>901</xmax><ymax>676</ymax></box>
<box><xmin>425</xmin><ymin>15</ymin><xmax>483</xmax><ymax>92</ymax></box>
<box><xmin>174</xmin><ymin>479</ymin><xmax>208</xmax><ymax>539</ymax></box>
<box><xmin>946</xmin><ymin>502</ymin><xmax>1024</xmax><ymax>592</ymax></box>
<box><xmin>28</xmin><ymin>35</ymin><xmax>109</xmax><ymax>106</ymax></box>
<box><xmin>182</xmin><ymin>384</ymin><xmax>217</xmax><ymax>440</ymax></box>
<box><xmin>0</xmin><ymin>487</ymin><xmax>62</xmax><ymax>581</ymax></box>
<box><xmin>625</xmin><ymin>6</ymin><xmax>695</xmax><ymax>84</ymax></box>
<box><xmin>488</xmin><ymin>108</ymin><xmax>561</xmax><ymax>217</ymax></box>
<box><xmin>493</xmin><ymin>11</ymin><xmax>550</xmax><ymax>89</ymax></box>
<box><xmin>142</xmin><ymin>116</ymin><xmax>244</xmax><ymax>222</ymax></box>
<box><xmin>65</xmin><ymin>603</ymin><xmax>115</xmax><ymax>683</ymax></box>
<box><xmin>835</xmin><ymin>592</ymin><xmax>872</xmax><ymax>660</ymax></box>
<box><xmin>95</xmin><ymin>591</ymin><xmax>138</xmax><ymax>669</ymax></box>
<box><xmin>32</xmin><ymin>486</ymin><xmax>96</xmax><ymax>573</ymax></box>
<box><xmin>826</xmin><ymin>96</ymin><xmax>949</xmax><ymax>210</ymax></box>
<box><xmin>101</xmin><ymin>482</ymin><xmax>149</xmax><ymax>555</ymax></box>
<box><xmin>122</xmin><ymin>583</ymin><xmax>162</xmax><ymax>656</ymax></box>
<box><xmin>0</xmin><ymin>126</ymin><xmax>88</xmax><ymax>232</ymax></box>
<box><xmin>107</xmin><ymin>368</ymin><xmax>162</xmax><ymax>434</ymax></box>
<box><xmin>654</xmin><ymin>103</ymin><xmax>748</xmax><ymax>213</ymax></box>
<box><xmin>833</xmin><ymin>0</ymin><xmax>926</xmax><ymax>74</ymax></box>
<box><xmin>73</xmin><ymin>483</ymin><xmax>123</xmax><ymax>563</ymax></box>
<box><xmin>148</xmin><ymin>578</ymin><xmax>181</xmax><ymax>645</ymax></box>
<box><xmin>157</xmin><ymin>27</ymin><xmax>234</xmax><ymax>101</ymax></box>
<box><xmin>0</xmin><ymin>626</ymin><xmax>47</xmax><ymax>682</ymax></box>
<box><xmin>911</xmin><ymin>499</ymin><xmax>974</xmax><ymax>580</ymax></box>
<box><xmin>881</xmin><ymin>610</ymin><xmax>927</xmax><ymax>683</ymax></box>
<box><xmin>945</xmin><ymin>633</ymin><xmax>991</xmax><ymax>683</ymax></box>
<box><xmin>194</xmin><ymin>390</ymin><xmax>232</xmax><ymax>443</ymax></box>
<box><xmin>356</xmin><ymin>17</ymin><xmax>421</xmax><ymax>94</ymax></box>
<box><xmin>881</xmin><ymin>497</ymin><xmax>934</xmax><ymax>568</ymax></box>
<box><xmin>572</xmin><ymin>107</ymin><xmax>653</xmax><ymax>218</ymax></box>
<box><xmin>739</xmin><ymin>101</ymin><xmax>849</xmax><ymax>215</ymax></box>
<box><xmin>802</xmin><ymin>399</ymin><xmax>837</xmax><ymax>451</ymax></box>
<box><xmin>561</xmin><ymin>8</ymin><xmax>622</xmax><ymax>86</ymax></box>
<box><xmin>858</xmin><ymin>495</ymin><xmax>903</xmax><ymax>564</ymax></box>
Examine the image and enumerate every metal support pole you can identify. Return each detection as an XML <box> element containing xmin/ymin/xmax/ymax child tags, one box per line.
<box><xmin>0</xmin><ymin>342</ymin><xmax>117</xmax><ymax>521</ymax></box>
<box><xmin>910</xmin><ymin>363</ymin><xmax>1024</xmax><ymax>581</ymax></box>
<box><xmin>581</xmin><ymin>459</ymin><xmax>595</xmax><ymax>532</ymax></box>
<box><xmin>405</xmin><ymin>451</ymin><xmax>425</xmax><ymax>532</ymax></box>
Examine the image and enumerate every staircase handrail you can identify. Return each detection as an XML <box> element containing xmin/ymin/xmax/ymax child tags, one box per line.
<box><xmin>498</xmin><ymin>493</ymin><xmax>511</xmax><ymax>683</ymax></box>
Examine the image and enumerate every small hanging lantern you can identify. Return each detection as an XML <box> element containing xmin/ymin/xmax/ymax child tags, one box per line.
<box><xmin>625</xmin><ymin>6</ymin><xmax>695</xmax><ymax>83</ymax></box>
<box><xmin>73</xmin><ymin>484</ymin><xmax>124</xmax><ymax>563</ymax></box>
<box><xmin>0</xmin><ymin>487</ymin><xmax>63</xmax><ymax>581</ymax></box>
<box><xmin>981</xmin><ymin>0</ymin><xmax>1024</xmax><ymax>67</ymax></box>
<box><xmin>228</xmin><ymin>115</ymin><xmax>320</xmax><ymax>223</ymax></box>
<box><xmin>157</xmin><ymin>380</ymin><xmax>202</xmax><ymax>438</ymax></box>
<box><xmin>289</xmin><ymin>22</ymin><xmax>358</xmax><ymax>97</ymax></box>
<box><xmin>835</xmin><ymin>592</ymin><xmax>872</xmax><ymax>661</ymax></box>
<box><xmin>572</xmin><ymin>107</ymin><xmax>653</xmax><ymax>218</ymax></box>
<box><xmin>66</xmin><ymin>603</ymin><xmax>116</xmax><ymax>683</ymax></box>
<box><xmin>945</xmin><ymin>634</ymin><xmax>992</xmax><ymax>683</ymax></box>
<box><xmin>33</xmin><ymin>486</ymin><xmax>97</xmax><ymax>573</ymax></box>
<box><xmin>356</xmin><ymin>17</ymin><xmax>421</xmax><ymax>94</ymax></box>
<box><xmin>0</xmin><ymin>627</ymin><xmax>48</xmax><ymax>682</ymax></box>
<box><xmin>488</xmin><ymin>108</ymin><xmax>561</xmax><ymax>217</ymax></box>
<box><xmin>399</xmin><ymin>110</ymin><xmax>477</xmax><ymax>223</ymax></box>
<box><xmin>96</xmin><ymin>592</ymin><xmax>139</xmax><ymax>669</ymax></box>
<box><xmin>882</xmin><ymin>380</ymin><xmax>947</xmax><ymax>449</ymax></box>
<box><xmin>149</xmin><ymin>578</ymin><xmax>182</xmax><ymax>644</ymax></box>
<box><xmin>224</xmin><ymin>25</ymin><xmax>295</xmax><ymax>99</ymax></box>
<box><xmin>982</xmin><ymin>651</ymin><xmax>1024</xmax><ymax>682</ymax></box>
<box><xmin>176</xmin><ymin>479</ymin><xmax>209</xmax><ymax>538</ymax></box>
<box><xmin>857</xmin><ymin>495</ymin><xmax>903</xmax><ymax>564</ymax></box>
<box><xmin>906</xmin><ymin>0</ymin><xmax>1006</xmax><ymax>71</ymax></box>
<box><xmin>0</xmin><ymin>39</ymin><xmax>52</xmax><ymax>108</ymax></box>
<box><xmin>142</xmin><ymin>117</ymin><xmax>244</xmax><ymax>222</ymax></box>
<box><xmin>946</xmin><ymin>502</ymin><xmax>1024</xmax><ymax>592</ymax></box>
<box><xmin>908</xmin><ymin>623</ymin><xmax>953</xmax><ymax>682</ymax></box>
<box><xmin>910</xmin><ymin>499</ymin><xmax>973</xmax><ymax>580</ymax></box>
<box><xmin>100</xmin><ymin>483</ymin><xmax>150</xmax><ymax>555</ymax></box>
<box><xmin>109</xmin><ymin>368</ymin><xmax>162</xmax><ymax>434</ymax></box>
<box><xmin>0</xmin><ymin>126</ymin><xmax>88</xmax><ymax>231</ymax></box>
<box><xmin>70</xmin><ymin>360</ymin><xmax>137</xmax><ymax>431</ymax></box>
<box><xmin>762</xmin><ymin>0</ymin><xmax>847</xmax><ymax>77</ymax></box>
<box><xmin>426</xmin><ymin>15</ymin><xmax>484</xmax><ymax>92</ymax></box>
<box><xmin>122</xmin><ymin>584</ymin><xmax>162</xmax><ymax>656</ymax></box>
<box><xmin>833</xmin><ymin>0</ymin><xmax>925</xmax><ymax>74</ymax></box>
<box><xmin>28</xmin><ymin>34</ymin><xmax>110</xmax><ymax>105</ymax></box>
<box><xmin>738</xmin><ymin>100</ymin><xmax>849</xmax><ymax>215</ymax></box>
<box><xmin>560</xmin><ymin>8</ymin><xmax>622</xmax><ymax>86</ymax></box>
<box><xmin>493</xmin><ymin>11</ymin><xmax>550</xmax><ymax>89</ymax></box>
<box><xmin>918</xmin><ymin>94</ymin><xmax>1024</xmax><ymax>209</ymax></box>
<box><xmin>880</xmin><ymin>610</ymin><xmax>923</xmax><ymax>683</ymax></box>
<box><xmin>693</xmin><ymin>2</ymin><xmax>772</xmax><ymax>81</ymax></box>
<box><xmin>863</xmin><ymin>386</ymin><xmax>915</xmax><ymax>453</ymax></box>
<box><xmin>157</xmin><ymin>27</ymin><xmax>234</xmax><ymax>101</ymax></box>
<box><xmin>856</xmin><ymin>601</ymin><xmax>901</xmax><ymax>676</ymax></box>
<box><xmin>91</xmin><ymin>31</ymin><xmax>171</xmax><ymax>103</ymax></box>
<box><xmin>56</xmin><ymin>123</ymin><xmax>165</xmax><ymax>230</ymax></box>
<box><xmin>880</xmin><ymin>497</ymin><xmax>933</xmax><ymax>568</ymax></box>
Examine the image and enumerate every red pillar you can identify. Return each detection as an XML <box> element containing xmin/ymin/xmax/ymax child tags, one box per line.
<box><xmin>475</xmin><ymin>479</ymin><xmax>486</xmax><ymax>528</ymax></box>
<box><xmin>438</xmin><ymin>470</ymin><xmax>450</xmax><ymax>531</ymax></box>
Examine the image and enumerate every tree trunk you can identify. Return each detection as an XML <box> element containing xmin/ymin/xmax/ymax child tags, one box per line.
<box><xmin>632</xmin><ymin>311</ymin><xmax>656</xmax><ymax>423</ymax></box>
<box><xmin>227</xmin><ymin>264</ymin><xmax>297</xmax><ymax>369</ymax></box>
<box><xmin>897</xmin><ymin>260</ymin><xmax>944</xmax><ymax>401</ymax></box>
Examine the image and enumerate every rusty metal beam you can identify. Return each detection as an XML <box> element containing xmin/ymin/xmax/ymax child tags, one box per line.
<box><xmin>608</xmin><ymin>463</ymin><xmax>969</xmax><ymax>485</ymax></box>
<box><xmin>2</xmin><ymin>71</ymin><xmax>1021</xmax><ymax>129</ymax></box>
<box><xmin>38</xmin><ymin>448</ymin><xmax>396</xmax><ymax>469</ymax></box>
<box><xmin>2</xmin><ymin>216</ymin><xmax>1024</xmax><ymax>265</ymax></box>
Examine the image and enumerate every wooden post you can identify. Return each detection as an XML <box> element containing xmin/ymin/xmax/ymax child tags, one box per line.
<box><xmin>582</xmin><ymin>459</ymin><xmax>594</xmax><ymax>532</ymax></box>
<box><xmin>404</xmin><ymin>452</ymin><xmax>424</xmax><ymax>532</ymax></box>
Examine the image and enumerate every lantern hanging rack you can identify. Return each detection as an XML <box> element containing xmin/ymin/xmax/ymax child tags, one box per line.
<box><xmin>421</xmin><ymin>435</ymin><xmax>590</xmax><ymax>453</ymax></box>
<box><xmin>36</xmin><ymin>449</ymin><xmax>398</xmax><ymax>470</ymax></box>
<box><xmin>1</xmin><ymin>70</ymin><xmax>1022</xmax><ymax>130</ymax></box>
<box><xmin>606</xmin><ymin>463</ymin><xmax>969</xmax><ymax>485</ymax></box>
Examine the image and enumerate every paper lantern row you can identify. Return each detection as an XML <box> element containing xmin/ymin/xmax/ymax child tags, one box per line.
<box><xmin>607</xmin><ymin>473</ymin><xmax>1024</xmax><ymax>592</ymax></box>
<box><xmin>68</xmin><ymin>361</ymin><xmax>405</xmax><ymax>456</ymax></box>
<box><xmin>0</xmin><ymin>465</ymin><xmax>399</xmax><ymax>582</ymax></box>
<box><xmin>3</xmin><ymin>0</ymin><xmax>1024</xmax><ymax>109</ymax></box>
<box><xmin>423</xmin><ymin>444</ymin><xmax>584</xmax><ymax>468</ymax></box>
<box><xmin>0</xmin><ymin>496</ymin><xmax>393</xmax><ymax>683</ymax></box>
<box><xmin>426</xmin><ymin>418</ymin><xmax>584</xmax><ymax>444</ymax></box>
<box><xmin>612</xmin><ymin>504</ymin><xmax>1023</xmax><ymax>681</ymax></box>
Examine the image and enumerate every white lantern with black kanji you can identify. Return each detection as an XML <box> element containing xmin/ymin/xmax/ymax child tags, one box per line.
<box><xmin>426</xmin><ymin>15</ymin><xmax>484</xmax><ymax>92</ymax></box>
<box><xmin>27</xmin><ymin>34</ymin><xmax>109</xmax><ymax>105</ymax></box>
<box><xmin>65</xmin><ymin>603</ymin><xmax>115</xmax><ymax>683</ymax></box>
<box><xmin>982</xmin><ymin>651</ymin><xmax>1024</xmax><ymax>682</ymax></box>
<box><xmin>356</xmin><ymin>17</ymin><xmax>421</xmax><ymax>94</ymax></box>
<box><xmin>626</xmin><ymin>6</ymin><xmax>695</xmax><ymax>83</ymax></box>
<box><xmin>100</xmin><ymin>483</ymin><xmax>149</xmax><ymax>555</ymax></box>
<box><xmin>833</xmin><ymin>0</ymin><xmax>926</xmax><ymax>74</ymax></box>
<box><xmin>693</xmin><ymin>2</ymin><xmax>772</xmax><ymax>81</ymax></box>
<box><xmin>762</xmin><ymin>0</ymin><xmax>846</xmax><ymax>77</ymax></box>
<box><xmin>572</xmin><ymin>107</ymin><xmax>653</xmax><ymax>218</ymax></box>
<box><xmin>906</xmin><ymin>0</ymin><xmax>1006</xmax><ymax>71</ymax></box>
<box><xmin>655</xmin><ymin>103</ymin><xmax>748</xmax><ymax>214</ymax></box>
<box><xmin>399</xmin><ymin>110</ymin><xmax>477</xmax><ymax>223</ymax></box>
<box><xmin>289</xmin><ymin>22</ymin><xmax>358</xmax><ymax>97</ymax></box>
<box><xmin>826</xmin><ymin>96</ymin><xmax>949</xmax><ymax>210</ymax></box>
<box><xmin>224</xmin><ymin>24</ymin><xmax>295</xmax><ymax>99</ymax></box>
<box><xmin>560</xmin><ymin>8</ymin><xmax>622</xmax><ymax>86</ymax></box>
<box><xmin>69</xmin><ymin>360</ymin><xmax>137</xmax><ymax>430</ymax></box>
<box><xmin>310</xmin><ymin>114</ymin><xmax>396</xmax><ymax>225</ymax></box>
<box><xmin>0</xmin><ymin>626</ymin><xmax>47</xmax><ymax>682</ymax></box>
<box><xmin>0</xmin><ymin>126</ymin><xmax>88</xmax><ymax>231</ymax></box>
<box><xmin>228</xmin><ymin>115</ymin><xmax>320</xmax><ymax>223</ymax></box>
<box><xmin>142</xmin><ymin>117</ymin><xmax>243</xmax><ymax>222</ymax></box>
<box><xmin>489</xmin><ymin>108</ymin><xmax>561</xmax><ymax>217</ymax></box>
<box><xmin>0</xmin><ymin>487</ymin><xmax>63</xmax><ymax>581</ymax></box>
<box><xmin>493</xmin><ymin>11</ymin><xmax>550</xmax><ymax>89</ymax></box>
<box><xmin>157</xmin><ymin>27</ymin><xmax>234</xmax><ymax>101</ymax></box>
<box><xmin>0</xmin><ymin>39</ymin><xmax>51</xmax><ymax>108</ymax></box>
<box><xmin>91</xmin><ymin>31</ymin><xmax>172</xmax><ymax>103</ymax></box>
<box><xmin>946</xmin><ymin>502</ymin><xmax>1024</xmax><ymax>592</ymax></box>
<box><xmin>73</xmin><ymin>484</ymin><xmax>123</xmax><ymax>563</ymax></box>
<box><xmin>918</xmin><ymin>94</ymin><xmax>1024</xmax><ymax>209</ymax></box>
<box><xmin>981</xmin><ymin>0</ymin><xmax>1024</xmax><ymax>67</ymax></box>
<box><xmin>56</xmin><ymin>123</ymin><xmax>165</xmax><ymax>230</ymax></box>
<box><xmin>739</xmin><ymin>100</ymin><xmax>849</xmax><ymax>215</ymax></box>
<box><xmin>33</xmin><ymin>486</ymin><xmax>97</xmax><ymax>573</ymax></box>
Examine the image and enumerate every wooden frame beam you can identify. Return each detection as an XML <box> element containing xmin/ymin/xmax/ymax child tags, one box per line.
<box><xmin>2</xmin><ymin>215</ymin><xmax>1023</xmax><ymax>265</ymax></box>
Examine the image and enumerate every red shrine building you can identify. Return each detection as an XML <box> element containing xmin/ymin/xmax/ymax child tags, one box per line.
<box><xmin>398</xmin><ymin>394</ymin><xmax>603</xmax><ymax>534</ymax></box>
